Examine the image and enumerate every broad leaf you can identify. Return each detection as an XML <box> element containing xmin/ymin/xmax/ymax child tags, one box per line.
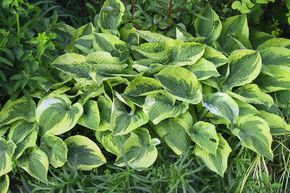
<box><xmin>236</xmin><ymin>100</ymin><xmax>258</xmax><ymax>117</ymax></box>
<box><xmin>132</xmin><ymin>42</ymin><xmax>168</xmax><ymax>61</ymax></box>
<box><xmin>203</xmin><ymin>46</ymin><xmax>228</xmax><ymax>67</ymax></box>
<box><xmin>257</xmin><ymin>38</ymin><xmax>290</xmax><ymax>50</ymax></box>
<box><xmin>65</xmin><ymin>135</ymin><xmax>106</xmax><ymax>170</ymax></box>
<box><xmin>259</xmin><ymin>47</ymin><xmax>290</xmax><ymax>67</ymax></box>
<box><xmin>124</xmin><ymin>76</ymin><xmax>163</xmax><ymax>97</ymax></box>
<box><xmin>187</xmin><ymin>121</ymin><xmax>219</xmax><ymax>155</ymax></box>
<box><xmin>220</xmin><ymin>15</ymin><xmax>251</xmax><ymax>53</ymax></box>
<box><xmin>137</xmin><ymin>30</ymin><xmax>173</xmax><ymax>43</ymax></box>
<box><xmin>0</xmin><ymin>97</ymin><xmax>36</xmax><ymax>127</ymax></box>
<box><xmin>40</xmin><ymin>134</ymin><xmax>68</xmax><ymax>168</ymax></box>
<box><xmin>222</xmin><ymin>49</ymin><xmax>262</xmax><ymax>90</ymax></box>
<box><xmin>228</xmin><ymin>84</ymin><xmax>274</xmax><ymax>106</ymax></box>
<box><xmin>8</xmin><ymin>121</ymin><xmax>38</xmax><ymax>159</ymax></box>
<box><xmin>154</xmin><ymin>112</ymin><xmax>193</xmax><ymax>155</ymax></box>
<box><xmin>18</xmin><ymin>148</ymin><xmax>49</xmax><ymax>182</ymax></box>
<box><xmin>115</xmin><ymin>128</ymin><xmax>160</xmax><ymax>168</ymax></box>
<box><xmin>258</xmin><ymin>111</ymin><xmax>290</xmax><ymax>135</ymax></box>
<box><xmin>169</xmin><ymin>41</ymin><xmax>205</xmax><ymax>66</ymax></box>
<box><xmin>194</xmin><ymin>4</ymin><xmax>222</xmax><ymax>43</ymax></box>
<box><xmin>155</xmin><ymin>66</ymin><xmax>202</xmax><ymax>104</ymax></box>
<box><xmin>195</xmin><ymin>134</ymin><xmax>231</xmax><ymax>177</ymax></box>
<box><xmin>0</xmin><ymin>138</ymin><xmax>16</xmax><ymax>177</ymax></box>
<box><xmin>36</xmin><ymin>95</ymin><xmax>83</xmax><ymax>135</ymax></box>
<box><xmin>78</xmin><ymin>100</ymin><xmax>100</xmax><ymax>130</ymax></box>
<box><xmin>97</xmin><ymin>0</ymin><xmax>125</xmax><ymax>35</ymax></box>
<box><xmin>233</xmin><ymin>116</ymin><xmax>273</xmax><ymax>160</ymax></box>
<box><xmin>187</xmin><ymin>58</ymin><xmax>220</xmax><ymax>80</ymax></box>
<box><xmin>111</xmin><ymin>99</ymin><xmax>149</xmax><ymax>135</ymax></box>
<box><xmin>143</xmin><ymin>92</ymin><xmax>189</xmax><ymax>124</ymax></box>
<box><xmin>203</xmin><ymin>92</ymin><xmax>239</xmax><ymax>124</ymax></box>
<box><xmin>0</xmin><ymin>175</ymin><xmax>9</xmax><ymax>193</ymax></box>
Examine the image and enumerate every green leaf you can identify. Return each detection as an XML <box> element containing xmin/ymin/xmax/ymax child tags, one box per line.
<box><xmin>195</xmin><ymin>134</ymin><xmax>231</xmax><ymax>177</ymax></box>
<box><xmin>95</xmin><ymin>130</ymin><xmax>127</xmax><ymax>156</ymax></box>
<box><xmin>111</xmin><ymin>99</ymin><xmax>149</xmax><ymax>135</ymax></box>
<box><xmin>97</xmin><ymin>0</ymin><xmax>125</xmax><ymax>35</ymax></box>
<box><xmin>0</xmin><ymin>138</ymin><xmax>16</xmax><ymax>177</ymax></box>
<box><xmin>137</xmin><ymin>30</ymin><xmax>173</xmax><ymax>43</ymax></box>
<box><xmin>0</xmin><ymin>175</ymin><xmax>9</xmax><ymax>193</ymax></box>
<box><xmin>220</xmin><ymin>15</ymin><xmax>251</xmax><ymax>53</ymax></box>
<box><xmin>257</xmin><ymin>38</ymin><xmax>290</xmax><ymax>50</ymax></box>
<box><xmin>98</xmin><ymin>96</ymin><xmax>113</xmax><ymax>131</ymax></box>
<box><xmin>0</xmin><ymin>97</ymin><xmax>36</xmax><ymax>127</ymax></box>
<box><xmin>194</xmin><ymin>4</ymin><xmax>222</xmax><ymax>43</ymax></box>
<box><xmin>228</xmin><ymin>84</ymin><xmax>274</xmax><ymax>106</ymax></box>
<box><xmin>36</xmin><ymin>95</ymin><xmax>83</xmax><ymax>135</ymax></box>
<box><xmin>78</xmin><ymin>100</ymin><xmax>100</xmax><ymax>130</ymax></box>
<box><xmin>154</xmin><ymin>112</ymin><xmax>193</xmax><ymax>155</ymax></box>
<box><xmin>18</xmin><ymin>148</ymin><xmax>49</xmax><ymax>182</ymax></box>
<box><xmin>40</xmin><ymin>134</ymin><xmax>68</xmax><ymax>168</ymax></box>
<box><xmin>256</xmin><ymin>65</ymin><xmax>290</xmax><ymax>92</ymax></box>
<box><xmin>259</xmin><ymin>47</ymin><xmax>290</xmax><ymax>67</ymax></box>
<box><xmin>258</xmin><ymin>111</ymin><xmax>290</xmax><ymax>135</ymax></box>
<box><xmin>115</xmin><ymin>128</ymin><xmax>160</xmax><ymax>168</ymax></box>
<box><xmin>222</xmin><ymin>49</ymin><xmax>262</xmax><ymax>90</ymax></box>
<box><xmin>132</xmin><ymin>42</ymin><xmax>168</xmax><ymax>61</ymax></box>
<box><xmin>187</xmin><ymin>121</ymin><xmax>219</xmax><ymax>155</ymax></box>
<box><xmin>236</xmin><ymin>100</ymin><xmax>258</xmax><ymax>117</ymax></box>
<box><xmin>203</xmin><ymin>92</ymin><xmax>239</xmax><ymax>124</ymax></box>
<box><xmin>233</xmin><ymin>116</ymin><xmax>273</xmax><ymax>160</ymax></box>
<box><xmin>124</xmin><ymin>76</ymin><xmax>163</xmax><ymax>97</ymax></box>
<box><xmin>65</xmin><ymin>135</ymin><xmax>106</xmax><ymax>170</ymax></box>
<box><xmin>94</xmin><ymin>33</ymin><xmax>126</xmax><ymax>52</ymax></box>
<box><xmin>155</xmin><ymin>66</ymin><xmax>202</xmax><ymax>104</ymax></box>
<box><xmin>203</xmin><ymin>46</ymin><xmax>228</xmax><ymax>67</ymax></box>
<box><xmin>169</xmin><ymin>41</ymin><xmax>206</xmax><ymax>66</ymax></box>
<box><xmin>143</xmin><ymin>92</ymin><xmax>189</xmax><ymax>124</ymax></box>
<box><xmin>187</xmin><ymin>58</ymin><xmax>220</xmax><ymax>80</ymax></box>
<box><xmin>8</xmin><ymin>121</ymin><xmax>38</xmax><ymax>159</ymax></box>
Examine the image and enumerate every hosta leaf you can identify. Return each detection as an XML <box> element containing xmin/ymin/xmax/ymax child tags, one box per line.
<box><xmin>259</xmin><ymin>47</ymin><xmax>290</xmax><ymax>67</ymax></box>
<box><xmin>0</xmin><ymin>138</ymin><xmax>16</xmax><ymax>177</ymax></box>
<box><xmin>187</xmin><ymin>121</ymin><xmax>219</xmax><ymax>155</ymax></box>
<box><xmin>257</xmin><ymin>38</ymin><xmax>290</xmax><ymax>50</ymax></box>
<box><xmin>95</xmin><ymin>130</ymin><xmax>127</xmax><ymax>156</ymax></box>
<box><xmin>258</xmin><ymin>111</ymin><xmax>290</xmax><ymax>135</ymax></box>
<box><xmin>78</xmin><ymin>100</ymin><xmax>100</xmax><ymax>130</ymax></box>
<box><xmin>169</xmin><ymin>41</ymin><xmax>206</xmax><ymax>66</ymax></box>
<box><xmin>115</xmin><ymin>128</ymin><xmax>160</xmax><ymax>168</ymax></box>
<box><xmin>97</xmin><ymin>0</ymin><xmax>125</xmax><ymax>35</ymax></box>
<box><xmin>194</xmin><ymin>4</ymin><xmax>222</xmax><ymax>43</ymax></box>
<box><xmin>228</xmin><ymin>84</ymin><xmax>274</xmax><ymax>106</ymax></box>
<box><xmin>8</xmin><ymin>121</ymin><xmax>38</xmax><ymax>159</ymax></box>
<box><xmin>143</xmin><ymin>92</ymin><xmax>189</xmax><ymax>124</ymax></box>
<box><xmin>40</xmin><ymin>134</ymin><xmax>68</xmax><ymax>168</ymax></box>
<box><xmin>233</xmin><ymin>116</ymin><xmax>273</xmax><ymax>160</ymax></box>
<box><xmin>94</xmin><ymin>33</ymin><xmax>125</xmax><ymax>52</ymax></box>
<box><xmin>111</xmin><ymin>99</ymin><xmax>149</xmax><ymax>135</ymax></box>
<box><xmin>0</xmin><ymin>97</ymin><xmax>36</xmax><ymax>127</ymax></box>
<box><xmin>195</xmin><ymin>134</ymin><xmax>231</xmax><ymax>177</ymax></box>
<box><xmin>187</xmin><ymin>58</ymin><xmax>220</xmax><ymax>80</ymax></box>
<box><xmin>220</xmin><ymin>15</ymin><xmax>251</xmax><ymax>53</ymax></box>
<box><xmin>256</xmin><ymin>65</ymin><xmax>290</xmax><ymax>92</ymax></box>
<box><xmin>203</xmin><ymin>92</ymin><xmax>239</xmax><ymax>124</ymax></box>
<box><xmin>124</xmin><ymin>76</ymin><xmax>163</xmax><ymax>97</ymax></box>
<box><xmin>203</xmin><ymin>46</ymin><xmax>228</xmax><ymax>67</ymax></box>
<box><xmin>36</xmin><ymin>95</ymin><xmax>83</xmax><ymax>135</ymax></box>
<box><xmin>236</xmin><ymin>100</ymin><xmax>258</xmax><ymax>117</ymax></box>
<box><xmin>155</xmin><ymin>66</ymin><xmax>202</xmax><ymax>104</ymax></box>
<box><xmin>65</xmin><ymin>135</ymin><xmax>106</xmax><ymax>170</ymax></box>
<box><xmin>275</xmin><ymin>90</ymin><xmax>290</xmax><ymax>114</ymax></box>
<box><xmin>0</xmin><ymin>175</ymin><xmax>9</xmax><ymax>193</ymax></box>
<box><xmin>154</xmin><ymin>112</ymin><xmax>193</xmax><ymax>155</ymax></box>
<box><xmin>137</xmin><ymin>30</ymin><xmax>172</xmax><ymax>43</ymax></box>
<box><xmin>18</xmin><ymin>148</ymin><xmax>49</xmax><ymax>182</ymax></box>
<box><xmin>98</xmin><ymin>96</ymin><xmax>113</xmax><ymax>131</ymax></box>
<box><xmin>222</xmin><ymin>49</ymin><xmax>262</xmax><ymax>90</ymax></box>
<box><xmin>132</xmin><ymin>42</ymin><xmax>168</xmax><ymax>61</ymax></box>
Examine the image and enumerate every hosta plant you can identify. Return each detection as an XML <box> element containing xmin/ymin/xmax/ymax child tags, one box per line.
<box><xmin>0</xmin><ymin>0</ymin><xmax>289</xmax><ymax>191</ymax></box>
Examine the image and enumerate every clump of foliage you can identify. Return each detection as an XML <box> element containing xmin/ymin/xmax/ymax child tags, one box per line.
<box><xmin>0</xmin><ymin>0</ymin><xmax>289</xmax><ymax>192</ymax></box>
